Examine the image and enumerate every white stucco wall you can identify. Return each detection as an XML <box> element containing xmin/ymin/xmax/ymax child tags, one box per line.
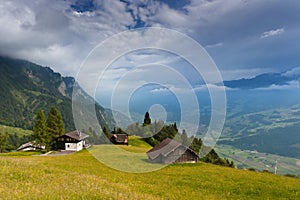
<box><xmin>65</xmin><ymin>141</ymin><xmax>83</xmax><ymax>151</ymax></box>
<box><xmin>20</xmin><ymin>147</ymin><xmax>35</xmax><ymax>151</ymax></box>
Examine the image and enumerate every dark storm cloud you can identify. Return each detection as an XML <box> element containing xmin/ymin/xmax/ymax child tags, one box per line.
<box><xmin>0</xmin><ymin>0</ymin><xmax>299</xmax><ymax>79</ymax></box>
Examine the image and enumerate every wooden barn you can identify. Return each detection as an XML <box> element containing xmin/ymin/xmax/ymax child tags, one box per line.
<box><xmin>147</xmin><ymin>138</ymin><xmax>199</xmax><ymax>164</ymax></box>
<box><xmin>17</xmin><ymin>141</ymin><xmax>45</xmax><ymax>152</ymax></box>
<box><xmin>110</xmin><ymin>134</ymin><xmax>128</xmax><ymax>145</ymax></box>
<box><xmin>56</xmin><ymin>130</ymin><xmax>89</xmax><ymax>151</ymax></box>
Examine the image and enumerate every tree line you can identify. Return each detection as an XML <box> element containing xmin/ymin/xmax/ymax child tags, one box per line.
<box><xmin>125</xmin><ymin>112</ymin><xmax>234</xmax><ymax>167</ymax></box>
<box><xmin>0</xmin><ymin>131</ymin><xmax>32</xmax><ymax>153</ymax></box>
<box><xmin>33</xmin><ymin>106</ymin><xmax>64</xmax><ymax>151</ymax></box>
<box><xmin>0</xmin><ymin>105</ymin><xmax>64</xmax><ymax>152</ymax></box>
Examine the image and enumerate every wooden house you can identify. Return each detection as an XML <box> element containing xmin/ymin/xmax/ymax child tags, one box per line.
<box><xmin>17</xmin><ymin>141</ymin><xmax>45</xmax><ymax>151</ymax></box>
<box><xmin>56</xmin><ymin>130</ymin><xmax>89</xmax><ymax>151</ymax></box>
<box><xmin>110</xmin><ymin>134</ymin><xmax>128</xmax><ymax>145</ymax></box>
<box><xmin>147</xmin><ymin>138</ymin><xmax>199</xmax><ymax>164</ymax></box>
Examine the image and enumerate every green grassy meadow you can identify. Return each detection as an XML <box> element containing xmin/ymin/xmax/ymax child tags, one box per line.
<box><xmin>1</xmin><ymin>139</ymin><xmax>300</xmax><ymax>199</ymax></box>
<box><xmin>0</xmin><ymin>125</ymin><xmax>32</xmax><ymax>136</ymax></box>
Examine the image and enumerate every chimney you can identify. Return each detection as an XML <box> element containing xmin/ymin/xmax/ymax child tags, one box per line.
<box><xmin>77</xmin><ymin>130</ymin><xmax>81</xmax><ymax>138</ymax></box>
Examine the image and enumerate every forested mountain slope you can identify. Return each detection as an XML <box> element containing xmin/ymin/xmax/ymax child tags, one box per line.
<box><xmin>0</xmin><ymin>56</ymin><xmax>114</xmax><ymax>131</ymax></box>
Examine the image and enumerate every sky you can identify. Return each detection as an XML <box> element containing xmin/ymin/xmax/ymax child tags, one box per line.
<box><xmin>2</xmin><ymin>0</ymin><xmax>300</xmax><ymax>135</ymax></box>
<box><xmin>1</xmin><ymin>0</ymin><xmax>300</xmax><ymax>80</ymax></box>
<box><xmin>1</xmin><ymin>0</ymin><xmax>300</xmax><ymax>107</ymax></box>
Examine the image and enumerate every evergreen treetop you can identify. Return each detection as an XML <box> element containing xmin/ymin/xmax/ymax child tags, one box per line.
<box><xmin>143</xmin><ymin>112</ymin><xmax>151</xmax><ymax>126</ymax></box>
<box><xmin>33</xmin><ymin>109</ymin><xmax>47</xmax><ymax>147</ymax></box>
<box><xmin>46</xmin><ymin>106</ymin><xmax>65</xmax><ymax>140</ymax></box>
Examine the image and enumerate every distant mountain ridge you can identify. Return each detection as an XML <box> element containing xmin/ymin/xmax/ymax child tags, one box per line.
<box><xmin>224</xmin><ymin>71</ymin><xmax>300</xmax><ymax>89</ymax></box>
<box><xmin>0</xmin><ymin>56</ymin><xmax>115</xmax><ymax>131</ymax></box>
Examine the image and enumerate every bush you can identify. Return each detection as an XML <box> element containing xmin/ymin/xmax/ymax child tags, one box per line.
<box><xmin>144</xmin><ymin>137</ymin><xmax>159</xmax><ymax>147</ymax></box>
<box><xmin>41</xmin><ymin>149</ymin><xmax>48</xmax><ymax>154</ymax></box>
<box><xmin>262</xmin><ymin>170</ymin><xmax>272</xmax><ymax>173</ymax></box>
<box><xmin>284</xmin><ymin>174</ymin><xmax>297</xmax><ymax>178</ymax></box>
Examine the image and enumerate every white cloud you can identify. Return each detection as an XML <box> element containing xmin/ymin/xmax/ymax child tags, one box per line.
<box><xmin>205</xmin><ymin>42</ymin><xmax>223</xmax><ymax>48</ymax></box>
<box><xmin>261</xmin><ymin>28</ymin><xmax>285</xmax><ymax>38</ymax></box>
<box><xmin>282</xmin><ymin>66</ymin><xmax>300</xmax><ymax>77</ymax></box>
<box><xmin>145</xmin><ymin>3</ymin><xmax>189</xmax><ymax>32</ymax></box>
<box><xmin>194</xmin><ymin>84</ymin><xmax>233</xmax><ymax>92</ymax></box>
<box><xmin>255</xmin><ymin>81</ymin><xmax>300</xmax><ymax>90</ymax></box>
<box><xmin>111</xmin><ymin>50</ymin><xmax>182</xmax><ymax>69</ymax></box>
<box><xmin>150</xmin><ymin>87</ymin><xmax>170</xmax><ymax>93</ymax></box>
<box><xmin>221</xmin><ymin>67</ymin><xmax>275</xmax><ymax>81</ymax></box>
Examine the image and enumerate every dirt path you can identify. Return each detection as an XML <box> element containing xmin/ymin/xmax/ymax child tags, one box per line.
<box><xmin>41</xmin><ymin>150</ymin><xmax>75</xmax><ymax>156</ymax></box>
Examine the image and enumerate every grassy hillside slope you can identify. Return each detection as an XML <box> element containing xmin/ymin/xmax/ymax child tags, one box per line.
<box><xmin>0</xmin><ymin>125</ymin><xmax>32</xmax><ymax>136</ymax></box>
<box><xmin>0</xmin><ymin>149</ymin><xmax>299</xmax><ymax>199</ymax></box>
<box><xmin>128</xmin><ymin>136</ymin><xmax>153</xmax><ymax>149</ymax></box>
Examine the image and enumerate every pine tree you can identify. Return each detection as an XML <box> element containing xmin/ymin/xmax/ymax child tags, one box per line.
<box><xmin>102</xmin><ymin>126</ymin><xmax>110</xmax><ymax>139</ymax></box>
<box><xmin>143</xmin><ymin>112</ymin><xmax>151</xmax><ymax>126</ymax></box>
<box><xmin>46</xmin><ymin>106</ymin><xmax>65</xmax><ymax>149</ymax></box>
<box><xmin>190</xmin><ymin>137</ymin><xmax>203</xmax><ymax>154</ymax></box>
<box><xmin>33</xmin><ymin>109</ymin><xmax>47</xmax><ymax>147</ymax></box>
<box><xmin>181</xmin><ymin>129</ymin><xmax>189</xmax><ymax>146</ymax></box>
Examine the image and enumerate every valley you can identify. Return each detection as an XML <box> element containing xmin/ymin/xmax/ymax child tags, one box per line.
<box><xmin>220</xmin><ymin>103</ymin><xmax>300</xmax><ymax>158</ymax></box>
<box><xmin>1</xmin><ymin>1</ymin><xmax>299</xmax><ymax>199</ymax></box>
<box><xmin>215</xmin><ymin>144</ymin><xmax>300</xmax><ymax>176</ymax></box>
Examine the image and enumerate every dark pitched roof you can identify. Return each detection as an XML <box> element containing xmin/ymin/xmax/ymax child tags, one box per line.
<box><xmin>111</xmin><ymin>134</ymin><xmax>128</xmax><ymax>143</ymax></box>
<box><xmin>64</xmin><ymin>130</ymin><xmax>89</xmax><ymax>141</ymax></box>
<box><xmin>147</xmin><ymin>138</ymin><xmax>198</xmax><ymax>160</ymax></box>
<box><xmin>146</xmin><ymin>138</ymin><xmax>182</xmax><ymax>160</ymax></box>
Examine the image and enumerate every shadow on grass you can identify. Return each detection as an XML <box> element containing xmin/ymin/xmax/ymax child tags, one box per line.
<box><xmin>88</xmin><ymin>145</ymin><xmax>166</xmax><ymax>173</ymax></box>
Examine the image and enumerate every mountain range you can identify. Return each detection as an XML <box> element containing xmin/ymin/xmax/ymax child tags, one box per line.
<box><xmin>224</xmin><ymin>70</ymin><xmax>300</xmax><ymax>89</ymax></box>
<box><xmin>1</xmin><ymin>55</ymin><xmax>299</xmax><ymax>162</ymax></box>
<box><xmin>0</xmin><ymin>56</ymin><xmax>115</xmax><ymax>132</ymax></box>
<box><xmin>121</xmin><ymin>67</ymin><xmax>300</xmax><ymax>161</ymax></box>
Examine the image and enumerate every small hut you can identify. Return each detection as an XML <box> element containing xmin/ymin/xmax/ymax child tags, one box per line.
<box><xmin>147</xmin><ymin>138</ymin><xmax>198</xmax><ymax>164</ymax></box>
<box><xmin>17</xmin><ymin>141</ymin><xmax>45</xmax><ymax>151</ymax></box>
<box><xmin>110</xmin><ymin>134</ymin><xmax>128</xmax><ymax>145</ymax></box>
